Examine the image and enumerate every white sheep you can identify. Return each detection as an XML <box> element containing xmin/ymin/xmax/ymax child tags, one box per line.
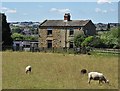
<box><xmin>88</xmin><ymin>72</ymin><xmax>109</xmax><ymax>84</ymax></box>
<box><xmin>25</xmin><ymin>65</ymin><xmax>32</xmax><ymax>74</ymax></box>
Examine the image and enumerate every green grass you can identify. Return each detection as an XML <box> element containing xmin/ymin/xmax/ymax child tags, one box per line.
<box><xmin>2</xmin><ymin>52</ymin><xmax>118</xmax><ymax>89</ymax></box>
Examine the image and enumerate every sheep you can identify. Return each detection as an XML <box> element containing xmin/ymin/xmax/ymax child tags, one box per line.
<box><xmin>88</xmin><ymin>72</ymin><xmax>109</xmax><ymax>84</ymax></box>
<box><xmin>81</xmin><ymin>69</ymin><xmax>87</xmax><ymax>74</ymax></box>
<box><xmin>25</xmin><ymin>65</ymin><xmax>32</xmax><ymax>74</ymax></box>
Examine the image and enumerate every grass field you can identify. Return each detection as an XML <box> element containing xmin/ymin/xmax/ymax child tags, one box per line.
<box><xmin>2</xmin><ymin>52</ymin><xmax>118</xmax><ymax>89</ymax></box>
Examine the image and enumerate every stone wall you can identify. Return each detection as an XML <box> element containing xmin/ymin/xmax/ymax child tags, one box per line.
<box><xmin>84</xmin><ymin>20</ymin><xmax>96</xmax><ymax>36</ymax></box>
<box><xmin>39</xmin><ymin>27</ymin><xmax>86</xmax><ymax>49</ymax></box>
<box><xmin>39</xmin><ymin>20</ymin><xmax>96</xmax><ymax>49</ymax></box>
<box><xmin>39</xmin><ymin>28</ymin><xmax>47</xmax><ymax>48</ymax></box>
<box><xmin>39</xmin><ymin>28</ymin><xmax>62</xmax><ymax>48</ymax></box>
<box><xmin>52</xmin><ymin>29</ymin><xmax>61</xmax><ymax>48</ymax></box>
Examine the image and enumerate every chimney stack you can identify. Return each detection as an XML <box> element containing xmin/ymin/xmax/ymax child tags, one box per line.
<box><xmin>64</xmin><ymin>13</ymin><xmax>71</xmax><ymax>21</ymax></box>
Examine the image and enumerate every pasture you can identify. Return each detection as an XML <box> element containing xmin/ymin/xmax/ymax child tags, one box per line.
<box><xmin>2</xmin><ymin>52</ymin><xmax>118</xmax><ymax>89</ymax></box>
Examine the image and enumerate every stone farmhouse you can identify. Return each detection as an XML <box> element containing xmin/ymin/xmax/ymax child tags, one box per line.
<box><xmin>39</xmin><ymin>13</ymin><xmax>96</xmax><ymax>49</ymax></box>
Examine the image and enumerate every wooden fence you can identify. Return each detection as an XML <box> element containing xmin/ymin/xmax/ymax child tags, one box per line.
<box><xmin>92</xmin><ymin>48</ymin><xmax>120</xmax><ymax>54</ymax></box>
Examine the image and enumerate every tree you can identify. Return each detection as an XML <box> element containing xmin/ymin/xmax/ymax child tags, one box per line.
<box><xmin>107</xmin><ymin>23</ymin><xmax>110</xmax><ymax>31</ymax></box>
<box><xmin>74</xmin><ymin>34</ymin><xmax>85</xmax><ymax>47</ymax></box>
<box><xmin>11</xmin><ymin>33</ymin><xmax>24</xmax><ymax>40</ymax></box>
<box><xmin>1</xmin><ymin>13</ymin><xmax>13</xmax><ymax>50</ymax></box>
<box><xmin>11</xmin><ymin>27</ymin><xmax>22</xmax><ymax>33</ymax></box>
<box><xmin>73</xmin><ymin>34</ymin><xmax>86</xmax><ymax>53</ymax></box>
<box><xmin>100</xmin><ymin>27</ymin><xmax>120</xmax><ymax>48</ymax></box>
<box><xmin>11</xmin><ymin>33</ymin><xmax>38</xmax><ymax>41</ymax></box>
<box><xmin>24</xmin><ymin>35</ymin><xmax>38</xmax><ymax>41</ymax></box>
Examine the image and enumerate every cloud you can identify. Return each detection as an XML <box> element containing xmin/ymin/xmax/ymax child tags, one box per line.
<box><xmin>50</xmin><ymin>8</ymin><xmax>71</xmax><ymax>14</ymax></box>
<box><xmin>23</xmin><ymin>13</ymin><xmax>28</xmax><ymax>15</ymax></box>
<box><xmin>95</xmin><ymin>8</ymin><xmax>116</xmax><ymax>14</ymax></box>
<box><xmin>95</xmin><ymin>8</ymin><xmax>101</xmax><ymax>12</ymax></box>
<box><xmin>6</xmin><ymin>9</ymin><xmax>17</xmax><ymax>13</ymax></box>
<box><xmin>50</xmin><ymin>8</ymin><xmax>57</xmax><ymax>11</ymax></box>
<box><xmin>110</xmin><ymin>9</ymin><xmax>115</xmax><ymax>12</ymax></box>
<box><xmin>102</xmin><ymin>10</ymin><xmax>107</xmax><ymax>13</ymax></box>
<box><xmin>1</xmin><ymin>6</ymin><xmax>17</xmax><ymax>14</ymax></box>
<box><xmin>1</xmin><ymin>7</ymin><xmax>8</xmax><ymax>10</ymax></box>
<box><xmin>97</xmin><ymin>0</ymin><xmax>111</xmax><ymax>4</ymax></box>
<box><xmin>95</xmin><ymin>8</ymin><xmax>108</xmax><ymax>13</ymax></box>
<box><xmin>38</xmin><ymin>5</ymin><xmax>43</xmax><ymax>8</ymax></box>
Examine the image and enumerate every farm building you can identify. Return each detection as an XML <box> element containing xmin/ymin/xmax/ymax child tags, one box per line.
<box><xmin>13</xmin><ymin>40</ymin><xmax>39</xmax><ymax>52</ymax></box>
<box><xmin>39</xmin><ymin>13</ymin><xmax>96</xmax><ymax>49</ymax></box>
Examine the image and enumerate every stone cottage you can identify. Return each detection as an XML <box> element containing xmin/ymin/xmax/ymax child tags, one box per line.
<box><xmin>39</xmin><ymin>13</ymin><xmax>96</xmax><ymax>49</ymax></box>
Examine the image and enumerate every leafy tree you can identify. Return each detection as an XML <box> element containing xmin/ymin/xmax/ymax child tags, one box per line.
<box><xmin>11</xmin><ymin>33</ymin><xmax>24</xmax><ymax>40</ymax></box>
<box><xmin>11</xmin><ymin>27</ymin><xmax>22</xmax><ymax>33</ymax></box>
<box><xmin>11</xmin><ymin>33</ymin><xmax>38</xmax><ymax>41</ymax></box>
<box><xmin>107</xmin><ymin>23</ymin><xmax>110</xmax><ymax>31</ymax></box>
<box><xmin>92</xmin><ymin>36</ymin><xmax>106</xmax><ymax>48</ymax></box>
<box><xmin>73</xmin><ymin>34</ymin><xmax>87</xmax><ymax>54</ymax></box>
<box><xmin>24</xmin><ymin>36</ymin><xmax>38</xmax><ymax>41</ymax></box>
<box><xmin>1</xmin><ymin>13</ymin><xmax>13</xmax><ymax>50</ymax></box>
<box><xmin>100</xmin><ymin>27</ymin><xmax>120</xmax><ymax>48</ymax></box>
<box><xmin>74</xmin><ymin>34</ymin><xmax>85</xmax><ymax>47</ymax></box>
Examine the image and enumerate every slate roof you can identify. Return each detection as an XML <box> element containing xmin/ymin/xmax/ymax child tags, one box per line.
<box><xmin>40</xmin><ymin>20</ymin><xmax>91</xmax><ymax>27</ymax></box>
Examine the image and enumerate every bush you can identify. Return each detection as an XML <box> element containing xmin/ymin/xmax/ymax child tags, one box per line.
<box><xmin>81</xmin><ymin>36</ymin><xmax>94</xmax><ymax>47</ymax></box>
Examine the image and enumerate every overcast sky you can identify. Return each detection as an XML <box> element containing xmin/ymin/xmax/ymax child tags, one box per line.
<box><xmin>1</xmin><ymin>0</ymin><xmax>119</xmax><ymax>23</ymax></box>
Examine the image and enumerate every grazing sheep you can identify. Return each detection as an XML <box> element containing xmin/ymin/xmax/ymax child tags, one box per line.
<box><xmin>88</xmin><ymin>72</ymin><xmax>109</xmax><ymax>84</ymax></box>
<box><xmin>87</xmin><ymin>52</ymin><xmax>91</xmax><ymax>55</ymax></box>
<box><xmin>25</xmin><ymin>65</ymin><xmax>32</xmax><ymax>74</ymax></box>
<box><xmin>81</xmin><ymin>69</ymin><xmax>87</xmax><ymax>74</ymax></box>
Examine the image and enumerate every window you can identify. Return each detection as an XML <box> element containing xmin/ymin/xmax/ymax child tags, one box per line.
<box><xmin>69</xmin><ymin>42</ymin><xmax>74</xmax><ymax>48</ymax></box>
<box><xmin>69</xmin><ymin>29</ymin><xmax>74</xmax><ymax>36</ymax></box>
<box><xmin>47</xmin><ymin>28</ymin><xmax>52</xmax><ymax>35</ymax></box>
<box><xmin>79</xmin><ymin>27</ymin><xmax>83</xmax><ymax>30</ymax></box>
<box><xmin>47</xmin><ymin>40</ymin><xmax>52</xmax><ymax>48</ymax></box>
<box><xmin>84</xmin><ymin>30</ymin><xmax>88</xmax><ymax>35</ymax></box>
<box><xmin>47</xmin><ymin>30</ymin><xmax>52</xmax><ymax>35</ymax></box>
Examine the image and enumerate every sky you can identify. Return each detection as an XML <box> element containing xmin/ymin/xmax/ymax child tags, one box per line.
<box><xmin>0</xmin><ymin>0</ymin><xmax>119</xmax><ymax>23</ymax></box>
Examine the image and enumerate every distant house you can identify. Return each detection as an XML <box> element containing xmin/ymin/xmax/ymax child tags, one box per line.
<box><xmin>95</xmin><ymin>23</ymin><xmax>111</xmax><ymax>31</ymax></box>
<box><xmin>22</xmin><ymin>28</ymin><xmax>32</xmax><ymax>35</ymax></box>
<box><xmin>95</xmin><ymin>23</ymin><xmax>119</xmax><ymax>32</ymax></box>
<box><xmin>13</xmin><ymin>40</ymin><xmax>39</xmax><ymax>52</ymax></box>
<box><xmin>39</xmin><ymin>13</ymin><xmax>96</xmax><ymax>49</ymax></box>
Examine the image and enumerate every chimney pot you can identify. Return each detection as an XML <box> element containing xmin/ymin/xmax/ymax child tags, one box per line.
<box><xmin>64</xmin><ymin>13</ymin><xmax>71</xmax><ymax>21</ymax></box>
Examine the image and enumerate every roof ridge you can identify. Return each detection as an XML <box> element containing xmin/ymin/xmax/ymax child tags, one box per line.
<box><xmin>43</xmin><ymin>19</ymin><xmax>90</xmax><ymax>21</ymax></box>
<box><xmin>40</xmin><ymin>19</ymin><xmax>47</xmax><ymax>25</ymax></box>
<box><xmin>40</xmin><ymin>19</ymin><xmax>92</xmax><ymax>27</ymax></box>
